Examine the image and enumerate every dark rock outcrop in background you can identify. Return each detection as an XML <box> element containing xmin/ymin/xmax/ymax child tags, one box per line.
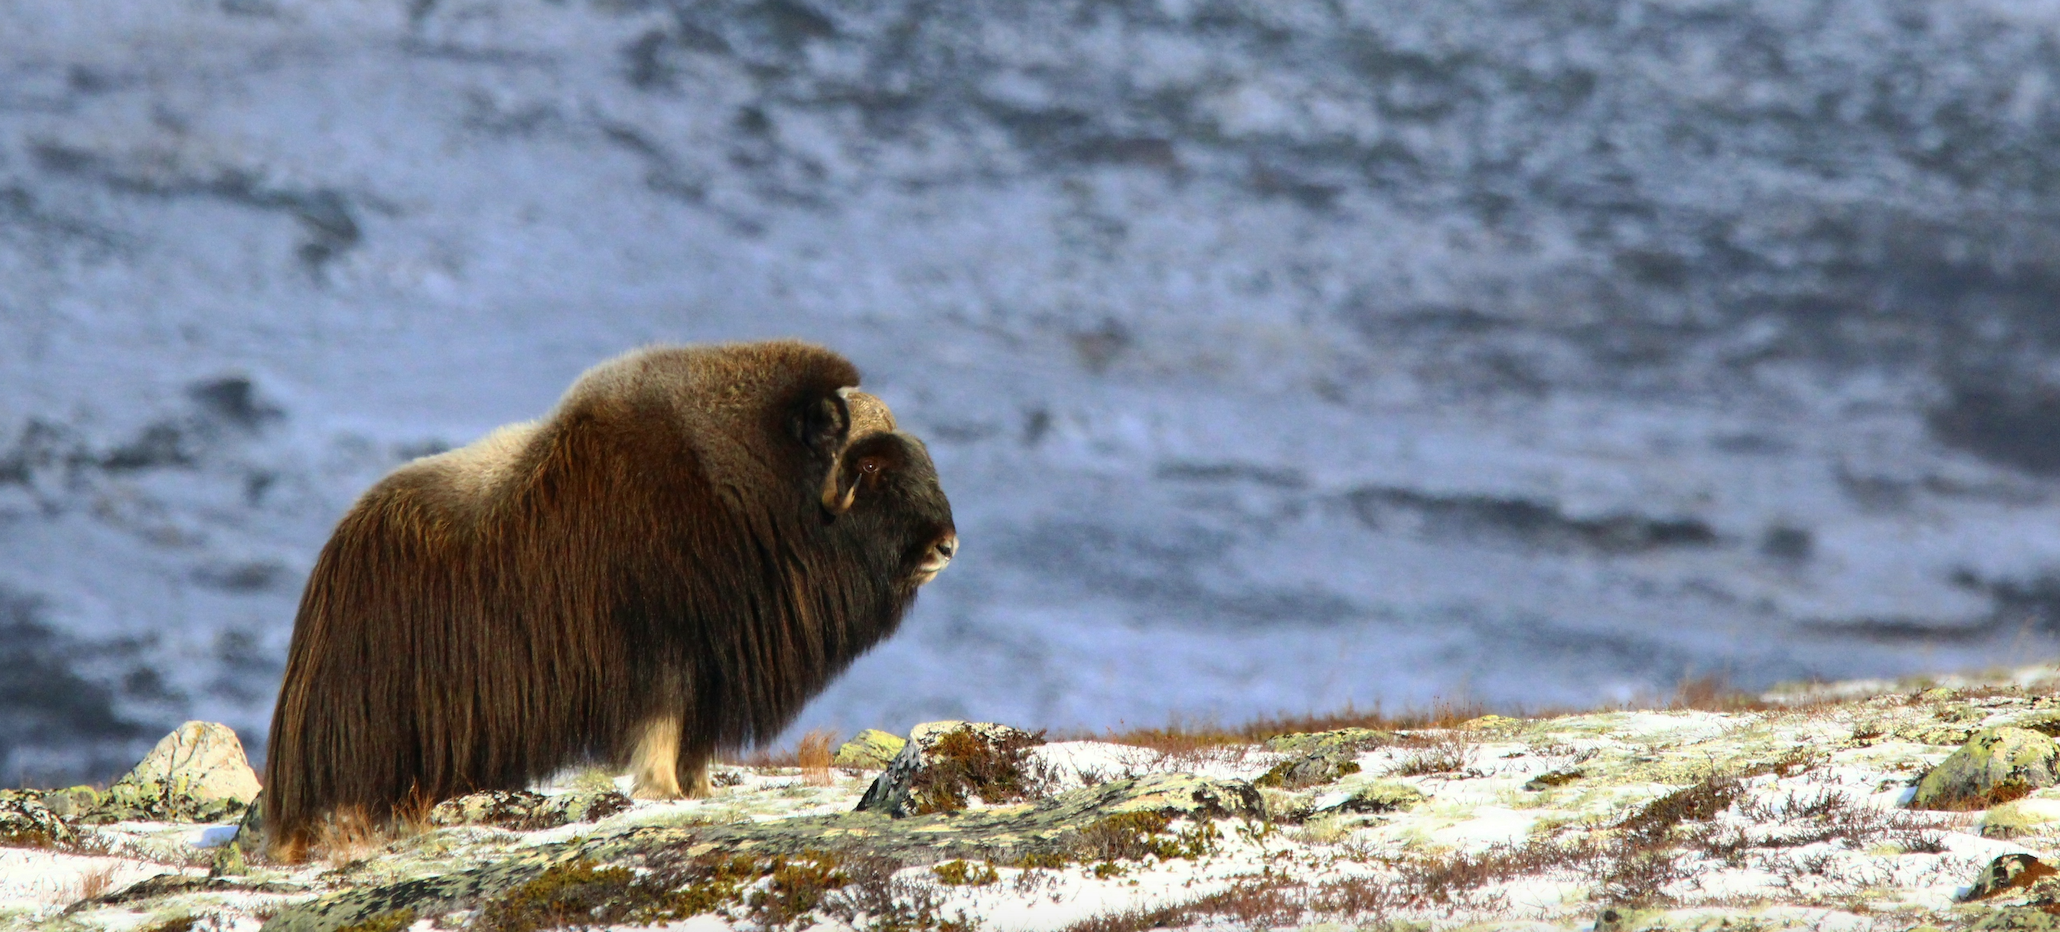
<box><xmin>11</xmin><ymin>1</ymin><xmax>2060</xmax><ymax>778</ymax></box>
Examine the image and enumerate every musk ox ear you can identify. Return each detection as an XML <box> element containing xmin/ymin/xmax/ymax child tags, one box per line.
<box><xmin>793</xmin><ymin>388</ymin><xmax>853</xmax><ymax>512</ymax></box>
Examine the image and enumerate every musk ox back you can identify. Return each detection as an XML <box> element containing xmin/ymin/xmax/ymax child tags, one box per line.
<box><xmin>263</xmin><ymin>340</ymin><xmax>956</xmax><ymax>852</ymax></box>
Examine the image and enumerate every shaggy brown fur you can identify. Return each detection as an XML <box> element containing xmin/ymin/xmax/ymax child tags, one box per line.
<box><xmin>262</xmin><ymin>341</ymin><xmax>956</xmax><ymax>854</ymax></box>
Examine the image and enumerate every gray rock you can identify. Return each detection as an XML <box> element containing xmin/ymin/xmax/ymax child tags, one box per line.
<box><xmin>1254</xmin><ymin>729</ymin><xmax>1388</xmax><ymax>791</ymax></box>
<box><xmin>1912</xmin><ymin>727</ymin><xmax>2060</xmax><ymax>810</ymax></box>
<box><xmin>1255</xmin><ymin>752</ymin><xmax>1362</xmax><ymax>790</ymax></box>
<box><xmin>233</xmin><ymin>790</ymin><xmax>265</xmax><ymax>858</ymax></box>
<box><xmin>429</xmin><ymin>789</ymin><xmax>633</xmax><ymax>831</ymax></box>
<box><xmin>1966</xmin><ymin>852</ymin><xmax>2058</xmax><ymax>901</ymax></box>
<box><xmin>90</xmin><ymin>721</ymin><xmax>261</xmax><ymax>824</ymax></box>
<box><xmin>36</xmin><ymin>785</ymin><xmax>102</xmax><ymax>819</ymax></box>
<box><xmin>833</xmin><ymin>729</ymin><xmax>908</xmax><ymax>769</ymax></box>
<box><xmin>855</xmin><ymin>720</ymin><xmax>1046</xmax><ymax>818</ymax></box>
<box><xmin>1261</xmin><ymin>728</ymin><xmax>1393</xmax><ymax>757</ymax></box>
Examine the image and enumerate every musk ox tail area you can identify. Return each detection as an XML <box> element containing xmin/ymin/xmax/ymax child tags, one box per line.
<box><xmin>262</xmin><ymin>341</ymin><xmax>957</xmax><ymax>856</ymax></box>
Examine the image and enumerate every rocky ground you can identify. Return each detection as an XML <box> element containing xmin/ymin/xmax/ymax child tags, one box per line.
<box><xmin>25</xmin><ymin>672</ymin><xmax>2060</xmax><ymax>931</ymax></box>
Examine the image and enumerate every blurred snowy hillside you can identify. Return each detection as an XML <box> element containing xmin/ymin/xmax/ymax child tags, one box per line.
<box><xmin>7</xmin><ymin>0</ymin><xmax>2060</xmax><ymax>783</ymax></box>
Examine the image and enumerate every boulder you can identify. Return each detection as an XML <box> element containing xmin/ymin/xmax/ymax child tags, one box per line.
<box><xmin>1255</xmin><ymin>729</ymin><xmax>1387</xmax><ymax>791</ymax></box>
<box><xmin>1912</xmin><ymin>727</ymin><xmax>2060</xmax><ymax>810</ymax></box>
<box><xmin>1966</xmin><ymin>853</ymin><xmax>2059</xmax><ymax>901</ymax></box>
<box><xmin>0</xmin><ymin>791</ymin><xmax>76</xmax><ymax>847</ymax></box>
<box><xmin>1254</xmin><ymin>752</ymin><xmax>1361</xmax><ymax>790</ymax></box>
<box><xmin>233</xmin><ymin>790</ymin><xmax>266</xmax><ymax>857</ymax></box>
<box><xmin>832</xmin><ymin>729</ymin><xmax>907</xmax><ymax>769</ymax></box>
<box><xmin>1261</xmin><ymin>728</ymin><xmax>1391</xmax><ymax>757</ymax></box>
<box><xmin>36</xmin><ymin>786</ymin><xmax>102</xmax><ymax>819</ymax></box>
<box><xmin>855</xmin><ymin>721</ymin><xmax>1046</xmax><ymax>817</ymax></box>
<box><xmin>91</xmin><ymin>721</ymin><xmax>262</xmax><ymax>823</ymax></box>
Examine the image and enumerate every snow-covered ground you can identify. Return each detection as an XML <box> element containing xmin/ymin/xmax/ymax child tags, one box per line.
<box><xmin>8</xmin><ymin>0</ymin><xmax>2060</xmax><ymax>782</ymax></box>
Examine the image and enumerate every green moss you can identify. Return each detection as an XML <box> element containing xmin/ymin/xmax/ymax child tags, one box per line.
<box><xmin>1014</xmin><ymin>851</ymin><xmax>1070</xmax><ymax>870</ymax></box>
<box><xmin>473</xmin><ymin>860</ymin><xmax>642</xmax><ymax>932</ymax></box>
<box><xmin>931</xmin><ymin>859</ymin><xmax>998</xmax><ymax>886</ymax></box>
<box><xmin>471</xmin><ymin>855</ymin><xmax>770</xmax><ymax>932</ymax></box>
<box><xmin>332</xmin><ymin>909</ymin><xmax>413</xmax><ymax>932</ymax></box>
<box><xmin>748</xmin><ymin>852</ymin><xmax>851</xmax><ymax>925</ymax></box>
<box><xmin>665</xmin><ymin>854</ymin><xmax>764</xmax><ymax>919</ymax></box>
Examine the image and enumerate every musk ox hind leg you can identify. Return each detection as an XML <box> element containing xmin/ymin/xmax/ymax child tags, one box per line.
<box><xmin>682</xmin><ymin>744</ymin><xmax>713</xmax><ymax>798</ymax></box>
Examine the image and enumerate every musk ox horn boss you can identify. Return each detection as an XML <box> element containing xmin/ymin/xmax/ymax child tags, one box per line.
<box><xmin>262</xmin><ymin>340</ymin><xmax>956</xmax><ymax>853</ymax></box>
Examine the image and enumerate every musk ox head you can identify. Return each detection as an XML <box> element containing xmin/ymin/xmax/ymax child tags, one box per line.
<box><xmin>790</xmin><ymin>378</ymin><xmax>956</xmax><ymax>593</ymax></box>
<box><xmin>826</xmin><ymin>421</ymin><xmax>957</xmax><ymax>589</ymax></box>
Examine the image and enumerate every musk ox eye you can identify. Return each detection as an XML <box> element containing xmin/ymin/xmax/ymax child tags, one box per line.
<box><xmin>861</xmin><ymin>459</ymin><xmax>881</xmax><ymax>475</ymax></box>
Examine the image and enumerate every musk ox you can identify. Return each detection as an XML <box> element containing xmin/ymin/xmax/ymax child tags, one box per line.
<box><xmin>262</xmin><ymin>340</ymin><xmax>956</xmax><ymax>852</ymax></box>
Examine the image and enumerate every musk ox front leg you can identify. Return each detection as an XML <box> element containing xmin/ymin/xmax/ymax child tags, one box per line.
<box><xmin>626</xmin><ymin>713</ymin><xmax>716</xmax><ymax>799</ymax></box>
<box><xmin>628</xmin><ymin>713</ymin><xmax>685</xmax><ymax>799</ymax></box>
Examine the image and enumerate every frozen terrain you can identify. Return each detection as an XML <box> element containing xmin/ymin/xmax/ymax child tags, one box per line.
<box><xmin>8</xmin><ymin>0</ymin><xmax>2060</xmax><ymax>781</ymax></box>
<box><xmin>21</xmin><ymin>670</ymin><xmax>2060</xmax><ymax>931</ymax></box>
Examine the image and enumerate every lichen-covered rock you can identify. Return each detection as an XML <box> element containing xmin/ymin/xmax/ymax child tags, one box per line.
<box><xmin>1967</xmin><ymin>853</ymin><xmax>2059</xmax><ymax>901</ymax></box>
<box><xmin>234</xmin><ymin>789</ymin><xmax>266</xmax><ymax>857</ymax></box>
<box><xmin>1261</xmin><ymin>728</ymin><xmax>1391</xmax><ymax>757</ymax></box>
<box><xmin>1985</xmin><ymin>795</ymin><xmax>2060</xmax><ymax>838</ymax></box>
<box><xmin>2006</xmin><ymin>712</ymin><xmax>2060</xmax><ymax>738</ymax></box>
<box><xmin>89</xmin><ymin>721</ymin><xmax>262</xmax><ymax>823</ymax></box>
<box><xmin>855</xmin><ymin>721</ymin><xmax>1046</xmax><ymax>817</ymax></box>
<box><xmin>0</xmin><ymin>791</ymin><xmax>75</xmax><ymax>847</ymax></box>
<box><xmin>1913</xmin><ymin>727</ymin><xmax>2060</xmax><ymax>810</ymax></box>
<box><xmin>1315</xmin><ymin>781</ymin><xmax>1426</xmax><ymax>815</ymax></box>
<box><xmin>1254</xmin><ymin>751</ymin><xmax>1361</xmax><ymax>790</ymax></box>
<box><xmin>35</xmin><ymin>785</ymin><xmax>101</xmax><ymax>819</ymax></box>
<box><xmin>833</xmin><ymin>729</ymin><xmax>907</xmax><ymax>768</ymax></box>
<box><xmin>271</xmin><ymin>770</ymin><xmax>1265</xmax><ymax>931</ymax></box>
<box><xmin>429</xmin><ymin>789</ymin><xmax>633</xmax><ymax>831</ymax></box>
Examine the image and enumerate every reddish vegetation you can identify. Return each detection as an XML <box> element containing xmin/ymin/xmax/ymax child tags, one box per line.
<box><xmin>1075</xmin><ymin>674</ymin><xmax>1788</xmax><ymax>754</ymax></box>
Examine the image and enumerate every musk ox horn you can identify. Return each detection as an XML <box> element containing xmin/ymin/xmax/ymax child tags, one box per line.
<box><xmin>262</xmin><ymin>340</ymin><xmax>955</xmax><ymax>857</ymax></box>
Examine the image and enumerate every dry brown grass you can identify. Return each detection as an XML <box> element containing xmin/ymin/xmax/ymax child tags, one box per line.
<box><xmin>1668</xmin><ymin>674</ymin><xmax>1776</xmax><ymax>712</ymax></box>
<box><xmin>69</xmin><ymin>863</ymin><xmax>119</xmax><ymax>903</ymax></box>
<box><xmin>1070</xmin><ymin>671</ymin><xmax>1855</xmax><ymax>755</ymax></box>
<box><xmin>1059</xmin><ymin>873</ymin><xmax>1313</xmax><ymax>932</ymax></box>
<box><xmin>1077</xmin><ymin>698</ymin><xmax>1497</xmax><ymax>753</ymax></box>
<box><xmin>1390</xmin><ymin>730</ymin><xmax>1480</xmax><ymax>777</ymax></box>
<box><xmin>310</xmin><ymin>806</ymin><xmax>382</xmax><ymax>866</ymax></box>
<box><xmin>797</xmin><ymin>729</ymin><xmax>837</xmax><ymax>786</ymax></box>
<box><xmin>737</xmin><ymin>729</ymin><xmax>841</xmax><ymax>770</ymax></box>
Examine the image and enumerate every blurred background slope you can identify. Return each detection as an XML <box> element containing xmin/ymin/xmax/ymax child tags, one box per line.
<box><xmin>7</xmin><ymin>0</ymin><xmax>2060</xmax><ymax>783</ymax></box>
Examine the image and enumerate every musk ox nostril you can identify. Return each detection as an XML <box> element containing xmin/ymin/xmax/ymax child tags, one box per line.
<box><xmin>934</xmin><ymin>534</ymin><xmax>957</xmax><ymax>560</ymax></box>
